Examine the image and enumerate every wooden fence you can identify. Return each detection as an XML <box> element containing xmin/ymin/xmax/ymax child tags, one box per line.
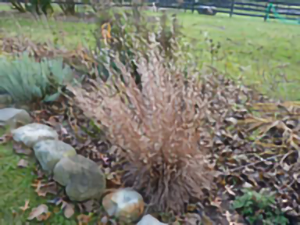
<box><xmin>1</xmin><ymin>0</ymin><xmax>300</xmax><ymax>22</ymax></box>
<box><xmin>150</xmin><ymin>0</ymin><xmax>300</xmax><ymax>22</ymax></box>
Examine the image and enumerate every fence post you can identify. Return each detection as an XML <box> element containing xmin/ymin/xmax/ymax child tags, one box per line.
<box><xmin>230</xmin><ymin>0</ymin><xmax>235</xmax><ymax>17</ymax></box>
<box><xmin>192</xmin><ymin>0</ymin><xmax>195</xmax><ymax>13</ymax></box>
<box><xmin>264</xmin><ymin>0</ymin><xmax>271</xmax><ymax>21</ymax></box>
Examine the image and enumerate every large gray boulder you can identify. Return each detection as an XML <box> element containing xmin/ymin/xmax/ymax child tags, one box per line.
<box><xmin>12</xmin><ymin>123</ymin><xmax>58</xmax><ymax>147</ymax></box>
<box><xmin>53</xmin><ymin>155</ymin><xmax>106</xmax><ymax>202</ymax></box>
<box><xmin>0</xmin><ymin>108</ymin><xmax>31</xmax><ymax>128</ymax></box>
<box><xmin>33</xmin><ymin>140</ymin><xmax>77</xmax><ymax>172</ymax></box>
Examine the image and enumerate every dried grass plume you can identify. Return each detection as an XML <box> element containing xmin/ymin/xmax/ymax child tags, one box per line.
<box><xmin>70</xmin><ymin>47</ymin><xmax>215</xmax><ymax>213</ymax></box>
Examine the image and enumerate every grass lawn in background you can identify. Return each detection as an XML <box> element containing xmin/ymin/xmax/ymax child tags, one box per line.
<box><xmin>177</xmin><ymin>13</ymin><xmax>300</xmax><ymax>100</ymax></box>
<box><xmin>0</xmin><ymin>3</ymin><xmax>12</xmax><ymax>11</ymax></box>
<box><xmin>0</xmin><ymin>14</ymin><xmax>96</xmax><ymax>48</ymax></box>
<box><xmin>1</xmin><ymin>9</ymin><xmax>299</xmax><ymax>100</ymax></box>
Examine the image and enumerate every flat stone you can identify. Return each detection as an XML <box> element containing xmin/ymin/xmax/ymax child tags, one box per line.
<box><xmin>137</xmin><ymin>215</ymin><xmax>168</xmax><ymax>225</ymax></box>
<box><xmin>12</xmin><ymin>123</ymin><xmax>58</xmax><ymax>147</ymax></box>
<box><xmin>0</xmin><ymin>108</ymin><xmax>31</xmax><ymax>128</ymax></box>
<box><xmin>33</xmin><ymin>140</ymin><xmax>77</xmax><ymax>172</ymax></box>
<box><xmin>53</xmin><ymin>155</ymin><xmax>106</xmax><ymax>202</ymax></box>
<box><xmin>102</xmin><ymin>188</ymin><xmax>144</xmax><ymax>223</ymax></box>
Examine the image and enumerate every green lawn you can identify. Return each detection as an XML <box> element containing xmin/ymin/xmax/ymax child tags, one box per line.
<box><xmin>0</xmin><ymin>14</ymin><xmax>96</xmax><ymax>47</ymax></box>
<box><xmin>0</xmin><ymin>141</ymin><xmax>38</xmax><ymax>224</ymax></box>
<box><xmin>178</xmin><ymin>13</ymin><xmax>300</xmax><ymax>100</ymax></box>
<box><xmin>0</xmin><ymin>130</ymin><xmax>77</xmax><ymax>224</ymax></box>
<box><xmin>0</xmin><ymin>3</ymin><xmax>12</xmax><ymax>11</ymax></box>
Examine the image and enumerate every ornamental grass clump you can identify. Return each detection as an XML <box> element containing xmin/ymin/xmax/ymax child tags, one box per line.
<box><xmin>70</xmin><ymin>43</ymin><xmax>216</xmax><ymax>213</ymax></box>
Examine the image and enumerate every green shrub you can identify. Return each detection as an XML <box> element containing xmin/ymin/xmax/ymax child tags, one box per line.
<box><xmin>233</xmin><ymin>189</ymin><xmax>289</xmax><ymax>225</ymax></box>
<box><xmin>0</xmin><ymin>52</ymin><xmax>73</xmax><ymax>103</ymax></box>
<box><xmin>10</xmin><ymin>0</ymin><xmax>53</xmax><ymax>15</ymax></box>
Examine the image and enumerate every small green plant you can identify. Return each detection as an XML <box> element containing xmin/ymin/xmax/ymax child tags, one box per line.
<box><xmin>0</xmin><ymin>52</ymin><xmax>73</xmax><ymax>104</ymax></box>
<box><xmin>233</xmin><ymin>189</ymin><xmax>289</xmax><ymax>225</ymax></box>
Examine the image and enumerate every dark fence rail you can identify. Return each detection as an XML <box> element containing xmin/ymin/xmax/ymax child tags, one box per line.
<box><xmin>175</xmin><ymin>0</ymin><xmax>300</xmax><ymax>22</ymax></box>
<box><xmin>1</xmin><ymin>0</ymin><xmax>300</xmax><ymax>23</ymax></box>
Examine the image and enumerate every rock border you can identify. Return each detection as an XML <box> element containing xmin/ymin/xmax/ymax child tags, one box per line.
<box><xmin>7</xmin><ymin>116</ymin><xmax>163</xmax><ymax>224</ymax></box>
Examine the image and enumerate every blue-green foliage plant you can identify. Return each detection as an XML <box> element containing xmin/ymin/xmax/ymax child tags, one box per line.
<box><xmin>0</xmin><ymin>52</ymin><xmax>73</xmax><ymax>103</ymax></box>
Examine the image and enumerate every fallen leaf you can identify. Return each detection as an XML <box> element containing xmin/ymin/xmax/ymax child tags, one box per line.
<box><xmin>187</xmin><ymin>204</ymin><xmax>197</xmax><ymax>212</ymax></box>
<box><xmin>224</xmin><ymin>211</ymin><xmax>232</xmax><ymax>223</ymax></box>
<box><xmin>37</xmin><ymin>212</ymin><xmax>51</xmax><ymax>221</ymax></box>
<box><xmin>32</xmin><ymin>181</ymin><xmax>58</xmax><ymax>197</ymax></box>
<box><xmin>47</xmin><ymin>197</ymin><xmax>63</xmax><ymax>206</ymax></box>
<box><xmin>12</xmin><ymin>209</ymin><xmax>17</xmax><ymax>217</ymax></box>
<box><xmin>53</xmin><ymin>207</ymin><xmax>61</xmax><ymax>213</ymax></box>
<box><xmin>17</xmin><ymin>159</ymin><xmax>29</xmax><ymax>168</ymax></box>
<box><xmin>38</xmin><ymin>183</ymin><xmax>58</xmax><ymax>197</ymax></box>
<box><xmin>60</xmin><ymin>125</ymin><xmax>68</xmax><ymax>135</ymax></box>
<box><xmin>0</xmin><ymin>133</ymin><xmax>12</xmax><ymax>144</ymax></box>
<box><xmin>100</xmin><ymin>216</ymin><xmax>108</xmax><ymax>224</ymax></box>
<box><xmin>106</xmin><ymin>172</ymin><xmax>122</xmax><ymax>185</ymax></box>
<box><xmin>200</xmin><ymin>212</ymin><xmax>214</xmax><ymax>225</ymax></box>
<box><xmin>32</xmin><ymin>180</ymin><xmax>42</xmax><ymax>193</ymax></box>
<box><xmin>225</xmin><ymin>185</ymin><xmax>236</xmax><ymax>196</ymax></box>
<box><xmin>46</xmin><ymin>116</ymin><xmax>59</xmax><ymax>128</ymax></box>
<box><xmin>61</xmin><ymin>200</ymin><xmax>68</xmax><ymax>209</ymax></box>
<box><xmin>82</xmin><ymin>200</ymin><xmax>94</xmax><ymax>213</ymax></box>
<box><xmin>211</xmin><ymin>197</ymin><xmax>222</xmax><ymax>208</ymax></box>
<box><xmin>19</xmin><ymin>200</ymin><xmax>30</xmax><ymax>212</ymax></box>
<box><xmin>99</xmin><ymin>154</ymin><xmax>109</xmax><ymax>165</ymax></box>
<box><xmin>64</xmin><ymin>203</ymin><xmax>75</xmax><ymax>218</ymax></box>
<box><xmin>27</xmin><ymin>204</ymin><xmax>48</xmax><ymax>220</ymax></box>
<box><xmin>77</xmin><ymin>214</ymin><xmax>91</xmax><ymax>225</ymax></box>
<box><xmin>109</xmin><ymin>219</ymin><xmax>117</xmax><ymax>225</ymax></box>
<box><xmin>13</xmin><ymin>143</ymin><xmax>32</xmax><ymax>155</ymax></box>
<box><xmin>223</xmin><ymin>210</ymin><xmax>244</xmax><ymax>225</ymax></box>
<box><xmin>77</xmin><ymin>203</ymin><xmax>84</xmax><ymax>213</ymax></box>
<box><xmin>184</xmin><ymin>213</ymin><xmax>202</xmax><ymax>225</ymax></box>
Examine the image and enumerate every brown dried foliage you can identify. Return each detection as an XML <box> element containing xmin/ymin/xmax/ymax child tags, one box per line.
<box><xmin>70</xmin><ymin>45</ymin><xmax>216</xmax><ymax>213</ymax></box>
<box><xmin>0</xmin><ymin>36</ymin><xmax>96</xmax><ymax>71</ymax></box>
